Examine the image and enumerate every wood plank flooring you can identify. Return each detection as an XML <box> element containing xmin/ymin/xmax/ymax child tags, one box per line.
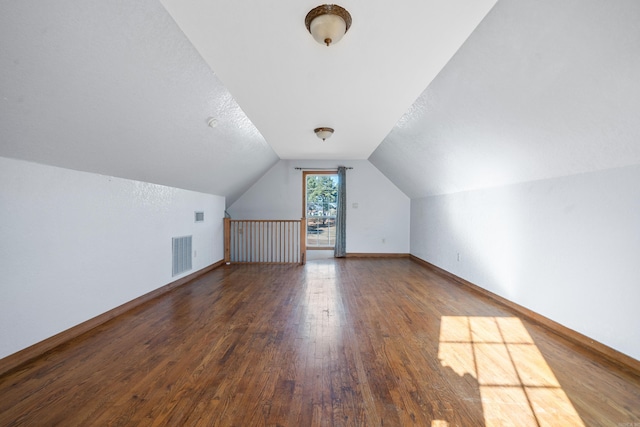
<box><xmin>1</xmin><ymin>259</ymin><xmax>639</xmax><ymax>426</ymax></box>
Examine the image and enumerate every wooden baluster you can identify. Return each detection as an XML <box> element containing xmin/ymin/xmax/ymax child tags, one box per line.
<box><xmin>269</xmin><ymin>223</ymin><xmax>276</xmax><ymax>262</ymax></box>
<box><xmin>289</xmin><ymin>221</ymin><xmax>292</xmax><ymax>263</ymax></box>
<box><xmin>288</xmin><ymin>221</ymin><xmax>290</xmax><ymax>262</ymax></box>
<box><xmin>279</xmin><ymin>222</ymin><xmax>282</xmax><ymax>263</ymax></box>
<box><xmin>258</xmin><ymin>222</ymin><xmax>261</xmax><ymax>263</ymax></box>
<box><xmin>284</xmin><ymin>222</ymin><xmax>287</xmax><ymax>263</ymax></box>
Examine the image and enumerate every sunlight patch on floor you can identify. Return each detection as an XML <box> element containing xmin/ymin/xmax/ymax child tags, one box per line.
<box><xmin>438</xmin><ymin>316</ymin><xmax>585</xmax><ymax>426</ymax></box>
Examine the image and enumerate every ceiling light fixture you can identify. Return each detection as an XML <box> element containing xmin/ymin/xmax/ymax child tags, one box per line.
<box><xmin>305</xmin><ymin>5</ymin><xmax>352</xmax><ymax>47</ymax></box>
<box><xmin>314</xmin><ymin>127</ymin><xmax>334</xmax><ymax>141</ymax></box>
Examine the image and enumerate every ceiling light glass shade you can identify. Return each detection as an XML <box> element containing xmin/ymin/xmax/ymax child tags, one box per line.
<box><xmin>305</xmin><ymin>5</ymin><xmax>352</xmax><ymax>46</ymax></box>
<box><xmin>309</xmin><ymin>14</ymin><xmax>346</xmax><ymax>46</ymax></box>
<box><xmin>314</xmin><ymin>127</ymin><xmax>334</xmax><ymax>141</ymax></box>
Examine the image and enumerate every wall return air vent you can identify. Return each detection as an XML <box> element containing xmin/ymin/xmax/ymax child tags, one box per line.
<box><xmin>172</xmin><ymin>235</ymin><xmax>192</xmax><ymax>276</ymax></box>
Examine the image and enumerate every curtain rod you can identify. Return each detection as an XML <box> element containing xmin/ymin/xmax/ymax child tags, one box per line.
<box><xmin>294</xmin><ymin>167</ymin><xmax>353</xmax><ymax>170</ymax></box>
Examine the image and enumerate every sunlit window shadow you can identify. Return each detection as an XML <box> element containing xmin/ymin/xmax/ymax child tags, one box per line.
<box><xmin>438</xmin><ymin>316</ymin><xmax>585</xmax><ymax>426</ymax></box>
<box><xmin>302</xmin><ymin>262</ymin><xmax>342</xmax><ymax>363</ymax></box>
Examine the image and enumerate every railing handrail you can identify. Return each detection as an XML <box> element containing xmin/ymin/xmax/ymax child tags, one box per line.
<box><xmin>224</xmin><ymin>218</ymin><xmax>306</xmax><ymax>265</ymax></box>
<box><xmin>229</xmin><ymin>219</ymin><xmax>301</xmax><ymax>223</ymax></box>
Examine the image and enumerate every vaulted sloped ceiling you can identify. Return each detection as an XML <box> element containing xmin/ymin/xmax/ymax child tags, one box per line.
<box><xmin>2</xmin><ymin>0</ymin><xmax>638</xmax><ymax>206</ymax></box>
<box><xmin>158</xmin><ymin>0</ymin><xmax>497</xmax><ymax>160</ymax></box>
<box><xmin>370</xmin><ymin>0</ymin><xmax>640</xmax><ymax>198</ymax></box>
<box><xmin>1</xmin><ymin>0</ymin><xmax>497</xmax><ymax>207</ymax></box>
<box><xmin>0</xmin><ymin>0</ymin><xmax>279</xmax><ymax>206</ymax></box>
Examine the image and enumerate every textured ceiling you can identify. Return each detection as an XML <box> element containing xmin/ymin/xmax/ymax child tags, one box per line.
<box><xmin>370</xmin><ymin>0</ymin><xmax>640</xmax><ymax>198</ymax></box>
<box><xmin>3</xmin><ymin>0</ymin><xmax>638</xmax><ymax>205</ymax></box>
<box><xmin>0</xmin><ymin>0</ymin><xmax>278</xmax><ymax>206</ymax></box>
<box><xmin>159</xmin><ymin>0</ymin><xmax>497</xmax><ymax>159</ymax></box>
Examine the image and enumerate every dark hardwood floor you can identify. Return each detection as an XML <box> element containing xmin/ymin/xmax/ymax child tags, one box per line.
<box><xmin>1</xmin><ymin>259</ymin><xmax>638</xmax><ymax>426</ymax></box>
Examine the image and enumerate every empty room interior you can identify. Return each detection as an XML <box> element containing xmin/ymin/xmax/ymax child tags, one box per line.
<box><xmin>1</xmin><ymin>0</ymin><xmax>639</xmax><ymax>426</ymax></box>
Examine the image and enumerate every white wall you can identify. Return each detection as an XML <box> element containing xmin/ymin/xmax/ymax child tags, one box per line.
<box><xmin>228</xmin><ymin>159</ymin><xmax>410</xmax><ymax>254</ymax></box>
<box><xmin>0</xmin><ymin>157</ymin><xmax>225</xmax><ymax>359</ymax></box>
<box><xmin>411</xmin><ymin>165</ymin><xmax>640</xmax><ymax>360</ymax></box>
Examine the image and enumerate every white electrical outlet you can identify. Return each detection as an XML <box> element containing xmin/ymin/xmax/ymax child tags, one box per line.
<box><xmin>457</xmin><ymin>252</ymin><xmax>460</xmax><ymax>262</ymax></box>
<box><xmin>382</xmin><ymin>238</ymin><xmax>386</xmax><ymax>244</ymax></box>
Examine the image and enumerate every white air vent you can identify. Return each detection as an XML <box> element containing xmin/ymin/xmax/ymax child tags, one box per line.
<box><xmin>195</xmin><ymin>211</ymin><xmax>204</xmax><ymax>222</ymax></box>
<box><xmin>172</xmin><ymin>235</ymin><xmax>192</xmax><ymax>276</ymax></box>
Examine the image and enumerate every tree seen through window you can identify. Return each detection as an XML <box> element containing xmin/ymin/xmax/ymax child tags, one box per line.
<box><xmin>305</xmin><ymin>173</ymin><xmax>338</xmax><ymax>248</ymax></box>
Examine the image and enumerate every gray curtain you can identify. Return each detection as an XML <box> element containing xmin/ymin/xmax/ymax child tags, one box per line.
<box><xmin>334</xmin><ymin>166</ymin><xmax>347</xmax><ymax>258</ymax></box>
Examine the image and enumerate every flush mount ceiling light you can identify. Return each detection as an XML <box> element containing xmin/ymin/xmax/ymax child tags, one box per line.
<box><xmin>314</xmin><ymin>127</ymin><xmax>334</xmax><ymax>141</ymax></box>
<box><xmin>305</xmin><ymin>4</ymin><xmax>352</xmax><ymax>46</ymax></box>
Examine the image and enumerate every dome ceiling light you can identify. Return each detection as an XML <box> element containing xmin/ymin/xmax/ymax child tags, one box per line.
<box><xmin>305</xmin><ymin>5</ymin><xmax>352</xmax><ymax>47</ymax></box>
<box><xmin>314</xmin><ymin>127</ymin><xmax>334</xmax><ymax>141</ymax></box>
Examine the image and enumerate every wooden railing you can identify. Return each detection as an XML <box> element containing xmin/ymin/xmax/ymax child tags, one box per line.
<box><xmin>224</xmin><ymin>218</ymin><xmax>306</xmax><ymax>265</ymax></box>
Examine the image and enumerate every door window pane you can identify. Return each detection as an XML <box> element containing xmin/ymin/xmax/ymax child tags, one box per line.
<box><xmin>305</xmin><ymin>173</ymin><xmax>337</xmax><ymax>248</ymax></box>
